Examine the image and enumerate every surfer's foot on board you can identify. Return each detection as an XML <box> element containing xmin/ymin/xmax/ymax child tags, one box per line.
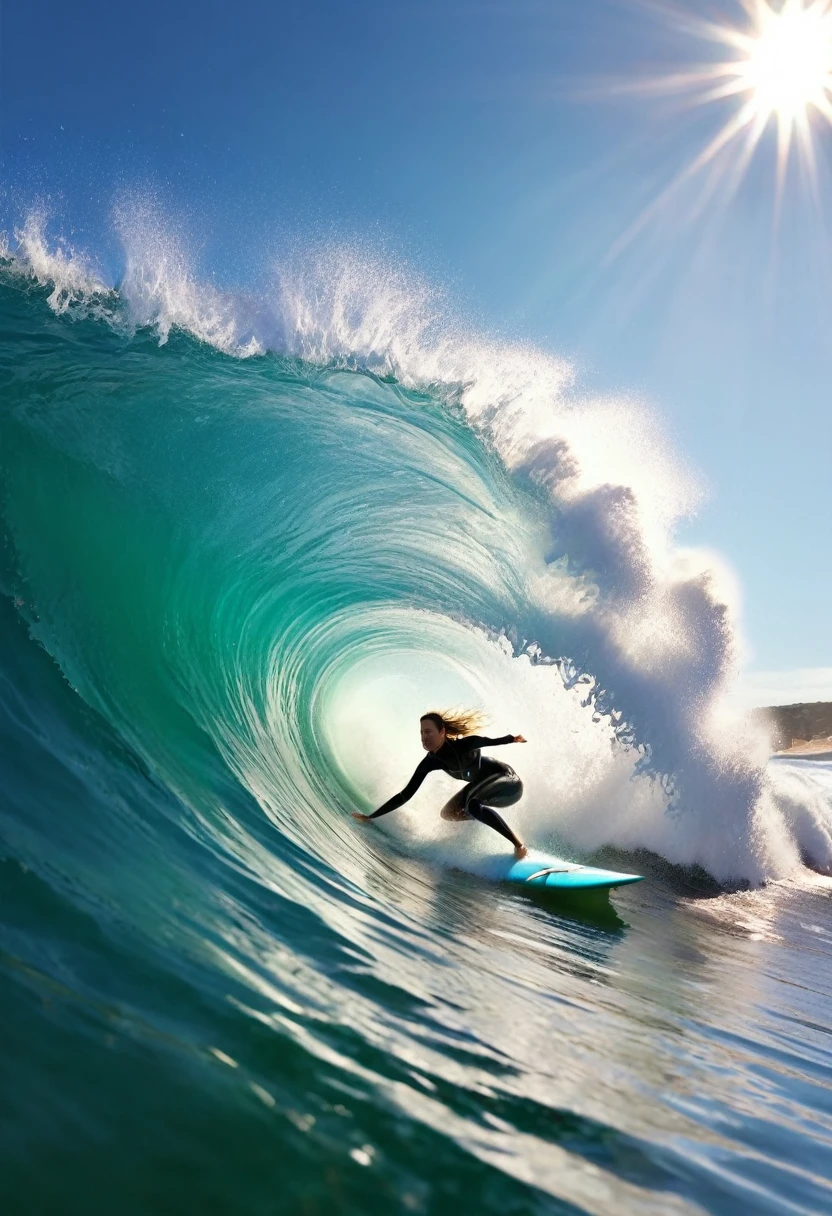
<box><xmin>514</xmin><ymin>844</ymin><xmax>528</xmax><ymax>859</ymax></box>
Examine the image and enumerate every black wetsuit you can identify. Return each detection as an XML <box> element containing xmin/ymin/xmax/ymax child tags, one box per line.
<box><xmin>370</xmin><ymin>735</ymin><xmax>523</xmax><ymax>846</ymax></box>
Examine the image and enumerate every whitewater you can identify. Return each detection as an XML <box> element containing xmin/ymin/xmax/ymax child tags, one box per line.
<box><xmin>2</xmin><ymin>205</ymin><xmax>832</xmax><ymax>1215</ymax></box>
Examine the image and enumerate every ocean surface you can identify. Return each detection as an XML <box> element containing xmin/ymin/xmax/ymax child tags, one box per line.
<box><xmin>2</xmin><ymin>214</ymin><xmax>832</xmax><ymax>1215</ymax></box>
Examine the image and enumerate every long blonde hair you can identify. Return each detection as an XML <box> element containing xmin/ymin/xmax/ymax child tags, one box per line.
<box><xmin>420</xmin><ymin>708</ymin><xmax>489</xmax><ymax>738</ymax></box>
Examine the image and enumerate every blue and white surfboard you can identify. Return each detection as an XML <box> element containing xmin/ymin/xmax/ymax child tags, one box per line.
<box><xmin>490</xmin><ymin>851</ymin><xmax>644</xmax><ymax>892</ymax></box>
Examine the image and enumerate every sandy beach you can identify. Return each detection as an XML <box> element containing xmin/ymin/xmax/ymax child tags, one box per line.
<box><xmin>774</xmin><ymin>736</ymin><xmax>832</xmax><ymax>759</ymax></box>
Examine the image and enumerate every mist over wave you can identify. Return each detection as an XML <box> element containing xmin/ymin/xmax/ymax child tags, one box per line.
<box><xmin>2</xmin><ymin>201</ymin><xmax>831</xmax><ymax>887</ymax></box>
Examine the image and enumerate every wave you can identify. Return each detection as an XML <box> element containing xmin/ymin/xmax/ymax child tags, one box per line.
<box><xmin>2</xmin><ymin>202</ymin><xmax>831</xmax><ymax>888</ymax></box>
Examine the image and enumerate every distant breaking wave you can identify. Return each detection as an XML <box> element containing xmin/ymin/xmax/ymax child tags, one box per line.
<box><xmin>1</xmin><ymin>200</ymin><xmax>831</xmax><ymax>886</ymax></box>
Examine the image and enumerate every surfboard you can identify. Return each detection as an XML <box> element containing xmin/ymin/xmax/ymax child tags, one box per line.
<box><xmin>499</xmin><ymin>852</ymin><xmax>644</xmax><ymax>892</ymax></box>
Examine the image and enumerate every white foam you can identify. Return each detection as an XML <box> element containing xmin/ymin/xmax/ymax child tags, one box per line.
<box><xmin>114</xmin><ymin>198</ymin><xmax>265</xmax><ymax>355</ymax></box>
<box><xmin>9</xmin><ymin>212</ymin><xmax>111</xmax><ymax>313</ymax></box>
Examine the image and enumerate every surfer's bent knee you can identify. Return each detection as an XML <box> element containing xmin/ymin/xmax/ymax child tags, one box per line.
<box><xmin>440</xmin><ymin>791</ymin><xmax>469</xmax><ymax>821</ymax></box>
<box><xmin>441</xmin><ymin>804</ymin><xmax>470</xmax><ymax>821</ymax></box>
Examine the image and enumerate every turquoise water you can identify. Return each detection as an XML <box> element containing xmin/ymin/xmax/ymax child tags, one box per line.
<box><xmin>2</xmin><ymin>234</ymin><xmax>832</xmax><ymax>1215</ymax></box>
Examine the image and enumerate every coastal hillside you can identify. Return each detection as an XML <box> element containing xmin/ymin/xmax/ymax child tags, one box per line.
<box><xmin>753</xmin><ymin>702</ymin><xmax>832</xmax><ymax>751</ymax></box>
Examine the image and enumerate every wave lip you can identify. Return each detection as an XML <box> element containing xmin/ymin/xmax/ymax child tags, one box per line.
<box><xmin>7</xmin><ymin>211</ymin><xmax>112</xmax><ymax>313</ymax></box>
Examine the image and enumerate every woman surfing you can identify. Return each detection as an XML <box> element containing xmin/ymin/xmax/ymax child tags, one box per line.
<box><xmin>352</xmin><ymin>710</ymin><xmax>528</xmax><ymax>857</ymax></box>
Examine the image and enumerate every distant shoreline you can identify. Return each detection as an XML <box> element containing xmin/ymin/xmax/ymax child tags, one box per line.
<box><xmin>750</xmin><ymin>700</ymin><xmax>832</xmax><ymax>755</ymax></box>
<box><xmin>773</xmin><ymin>738</ymin><xmax>832</xmax><ymax>759</ymax></box>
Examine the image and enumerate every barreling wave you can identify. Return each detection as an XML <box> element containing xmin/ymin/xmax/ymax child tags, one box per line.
<box><xmin>1</xmin><ymin>201</ymin><xmax>831</xmax><ymax>889</ymax></box>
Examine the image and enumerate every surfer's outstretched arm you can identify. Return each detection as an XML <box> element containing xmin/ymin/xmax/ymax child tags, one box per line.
<box><xmin>465</xmin><ymin>734</ymin><xmax>527</xmax><ymax>747</ymax></box>
<box><xmin>352</xmin><ymin>756</ymin><xmax>434</xmax><ymax>822</ymax></box>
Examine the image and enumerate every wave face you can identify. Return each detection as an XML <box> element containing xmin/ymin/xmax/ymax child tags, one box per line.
<box><xmin>3</xmin><ymin>210</ymin><xmax>832</xmax><ymax>1214</ymax></box>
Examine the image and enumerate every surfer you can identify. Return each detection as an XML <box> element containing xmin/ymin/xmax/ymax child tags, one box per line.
<box><xmin>352</xmin><ymin>710</ymin><xmax>528</xmax><ymax>857</ymax></box>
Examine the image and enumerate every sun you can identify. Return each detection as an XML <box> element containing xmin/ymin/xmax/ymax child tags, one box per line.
<box><xmin>680</xmin><ymin>0</ymin><xmax>832</xmax><ymax>188</ymax></box>
<box><xmin>610</xmin><ymin>1</ymin><xmax>832</xmax><ymax>255</ymax></box>
<box><xmin>742</xmin><ymin>4</ymin><xmax>832</xmax><ymax>119</ymax></box>
<box><xmin>724</xmin><ymin>0</ymin><xmax>832</xmax><ymax>143</ymax></box>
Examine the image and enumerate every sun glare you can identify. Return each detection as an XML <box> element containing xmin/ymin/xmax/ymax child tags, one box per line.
<box><xmin>684</xmin><ymin>0</ymin><xmax>832</xmax><ymax>186</ymax></box>
<box><xmin>733</xmin><ymin>1</ymin><xmax>832</xmax><ymax>128</ymax></box>
<box><xmin>611</xmin><ymin>1</ymin><xmax>832</xmax><ymax>255</ymax></box>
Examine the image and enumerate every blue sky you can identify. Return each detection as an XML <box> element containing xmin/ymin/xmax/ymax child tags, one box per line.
<box><xmin>2</xmin><ymin>0</ymin><xmax>830</xmax><ymax>703</ymax></box>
